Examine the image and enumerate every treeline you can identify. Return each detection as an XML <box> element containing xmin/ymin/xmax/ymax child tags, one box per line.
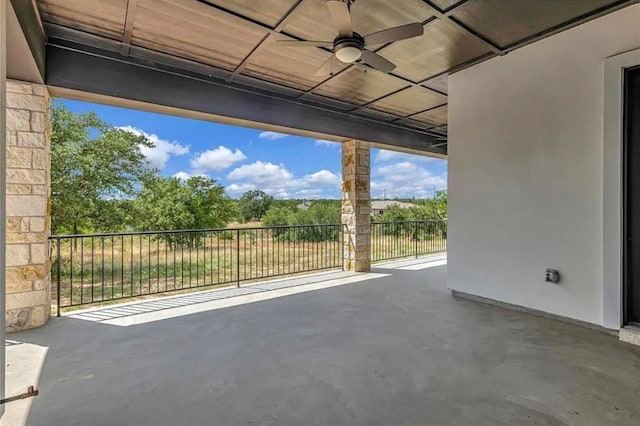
<box><xmin>257</xmin><ymin>194</ymin><xmax>447</xmax><ymax>242</ymax></box>
<box><xmin>50</xmin><ymin>104</ymin><xmax>340</xmax><ymax>235</ymax></box>
<box><xmin>51</xmin><ymin>103</ymin><xmax>445</xmax><ymax>236</ymax></box>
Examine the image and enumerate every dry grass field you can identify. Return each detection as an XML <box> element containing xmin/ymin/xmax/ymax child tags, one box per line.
<box><xmin>51</xmin><ymin>223</ymin><xmax>446</xmax><ymax>311</ymax></box>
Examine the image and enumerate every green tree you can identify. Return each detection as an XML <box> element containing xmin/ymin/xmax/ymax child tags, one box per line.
<box><xmin>238</xmin><ymin>190</ymin><xmax>274</xmax><ymax>222</ymax></box>
<box><xmin>377</xmin><ymin>205</ymin><xmax>411</xmax><ymax>221</ymax></box>
<box><xmin>262</xmin><ymin>201</ymin><xmax>340</xmax><ymax>242</ymax></box>
<box><xmin>271</xmin><ymin>199</ymin><xmax>301</xmax><ymax>210</ymax></box>
<box><xmin>411</xmin><ymin>190</ymin><xmax>447</xmax><ymax>221</ymax></box>
<box><xmin>133</xmin><ymin>176</ymin><xmax>236</xmax><ymax>245</ymax></box>
<box><xmin>262</xmin><ymin>206</ymin><xmax>296</xmax><ymax>240</ymax></box>
<box><xmin>295</xmin><ymin>201</ymin><xmax>340</xmax><ymax>225</ymax></box>
<box><xmin>413</xmin><ymin>190</ymin><xmax>447</xmax><ymax>238</ymax></box>
<box><xmin>262</xmin><ymin>206</ymin><xmax>295</xmax><ymax>227</ymax></box>
<box><xmin>374</xmin><ymin>192</ymin><xmax>447</xmax><ymax>239</ymax></box>
<box><xmin>185</xmin><ymin>176</ymin><xmax>236</xmax><ymax>230</ymax></box>
<box><xmin>373</xmin><ymin>205</ymin><xmax>411</xmax><ymax>237</ymax></box>
<box><xmin>91</xmin><ymin>198</ymin><xmax>137</xmax><ymax>232</ymax></box>
<box><xmin>51</xmin><ymin>103</ymin><xmax>154</xmax><ymax>234</ymax></box>
<box><xmin>133</xmin><ymin>176</ymin><xmax>195</xmax><ymax>232</ymax></box>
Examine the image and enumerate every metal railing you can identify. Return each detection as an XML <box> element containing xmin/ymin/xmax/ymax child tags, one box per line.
<box><xmin>50</xmin><ymin>224</ymin><xmax>343</xmax><ymax>315</ymax></box>
<box><xmin>370</xmin><ymin>220</ymin><xmax>447</xmax><ymax>262</ymax></box>
<box><xmin>50</xmin><ymin>220</ymin><xmax>448</xmax><ymax>314</ymax></box>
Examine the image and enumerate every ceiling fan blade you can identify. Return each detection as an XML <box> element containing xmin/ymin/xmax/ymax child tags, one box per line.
<box><xmin>327</xmin><ymin>0</ymin><xmax>353</xmax><ymax>37</ymax></box>
<box><xmin>276</xmin><ymin>40</ymin><xmax>334</xmax><ymax>48</ymax></box>
<box><xmin>315</xmin><ymin>55</ymin><xmax>336</xmax><ymax>77</ymax></box>
<box><xmin>361</xmin><ymin>50</ymin><xmax>396</xmax><ymax>73</ymax></box>
<box><xmin>364</xmin><ymin>22</ymin><xmax>424</xmax><ymax>46</ymax></box>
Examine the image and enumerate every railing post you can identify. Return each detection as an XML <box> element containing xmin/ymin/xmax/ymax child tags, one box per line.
<box><xmin>415</xmin><ymin>221</ymin><xmax>418</xmax><ymax>259</ymax></box>
<box><xmin>341</xmin><ymin>224</ymin><xmax>345</xmax><ymax>271</ymax></box>
<box><xmin>56</xmin><ymin>238</ymin><xmax>61</xmax><ymax>317</ymax></box>
<box><xmin>236</xmin><ymin>228</ymin><xmax>240</xmax><ymax>287</ymax></box>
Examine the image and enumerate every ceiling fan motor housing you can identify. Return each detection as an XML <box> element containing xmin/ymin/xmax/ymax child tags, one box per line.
<box><xmin>334</xmin><ymin>33</ymin><xmax>364</xmax><ymax>63</ymax></box>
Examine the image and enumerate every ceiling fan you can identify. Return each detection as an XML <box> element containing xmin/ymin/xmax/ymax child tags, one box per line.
<box><xmin>277</xmin><ymin>0</ymin><xmax>424</xmax><ymax>76</ymax></box>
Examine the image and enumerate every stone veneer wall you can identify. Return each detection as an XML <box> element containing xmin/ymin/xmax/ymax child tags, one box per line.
<box><xmin>5</xmin><ymin>79</ymin><xmax>51</xmax><ymax>331</ymax></box>
<box><xmin>341</xmin><ymin>140</ymin><xmax>371</xmax><ymax>272</ymax></box>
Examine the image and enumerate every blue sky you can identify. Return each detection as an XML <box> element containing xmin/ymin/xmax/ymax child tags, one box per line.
<box><xmin>61</xmin><ymin>99</ymin><xmax>447</xmax><ymax>199</ymax></box>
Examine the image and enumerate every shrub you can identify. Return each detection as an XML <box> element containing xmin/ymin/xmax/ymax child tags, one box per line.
<box><xmin>262</xmin><ymin>202</ymin><xmax>340</xmax><ymax>242</ymax></box>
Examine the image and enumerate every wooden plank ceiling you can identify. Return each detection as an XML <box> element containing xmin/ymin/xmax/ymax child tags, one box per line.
<box><xmin>38</xmin><ymin>0</ymin><xmax>630</xmax><ymax>148</ymax></box>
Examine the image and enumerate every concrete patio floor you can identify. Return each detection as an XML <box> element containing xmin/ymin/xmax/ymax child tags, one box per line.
<box><xmin>6</xmin><ymin>259</ymin><xmax>640</xmax><ymax>425</ymax></box>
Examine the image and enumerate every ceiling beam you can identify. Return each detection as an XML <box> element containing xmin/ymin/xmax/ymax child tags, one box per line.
<box><xmin>46</xmin><ymin>23</ymin><xmax>234</xmax><ymax>81</ymax></box>
<box><xmin>226</xmin><ymin>0</ymin><xmax>305</xmax><ymax>82</ymax></box>
<box><xmin>225</xmin><ymin>33</ymin><xmax>270</xmax><ymax>82</ymax></box>
<box><xmin>120</xmin><ymin>0</ymin><xmax>138</xmax><ymax>56</ymax></box>
<box><xmin>39</xmin><ymin>0</ymin><xmax>491</xmax><ymax>124</ymax></box>
<box><xmin>388</xmin><ymin>102</ymin><xmax>448</xmax><ymax>132</ymax></box>
<box><xmin>38</xmin><ymin>0</ymin><xmax>635</xmax><ymax>148</ymax></box>
<box><xmin>420</xmin><ymin>0</ymin><xmax>505</xmax><ymax>56</ymax></box>
<box><xmin>193</xmin><ymin>0</ymin><xmax>338</xmax><ymax>82</ymax></box>
<box><xmin>45</xmin><ymin>44</ymin><xmax>444</xmax><ymax>155</ymax></box>
<box><xmin>347</xmin><ymin>85</ymin><xmax>412</xmax><ymax>113</ymax></box>
<box><xmin>44</xmin><ymin>24</ymin><xmax>449</xmax><ymax>140</ymax></box>
<box><xmin>42</xmin><ymin>22</ymin><xmax>457</xmax><ymax>142</ymax></box>
<box><xmin>394</xmin><ymin>102</ymin><xmax>447</xmax><ymax>120</ymax></box>
<box><xmin>194</xmin><ymin>0</ymin><xmax>329</xmax><ymax>48</ymax></box>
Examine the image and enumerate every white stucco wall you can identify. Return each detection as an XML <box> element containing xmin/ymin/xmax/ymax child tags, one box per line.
<box><xmin>448</xmin><ymin>5</ymin><xmax>640</xmax><ymax>327</ymax></box>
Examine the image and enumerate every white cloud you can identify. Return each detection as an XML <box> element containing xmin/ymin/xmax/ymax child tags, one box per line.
<box><xmin>227</xmin><ymin>182</ymin><xmax>291</xmax><ymax>199</ymax></box>
<box><xmin>191</xmin><ymin>146</ymin><xmax>247</xmax><ymax>172</ymax></box>
<box><xmin>119</xmin><ymin>126</ymin><xmax>189</xmax><ymax>170</ymax></box>
<box><xmin>228</xmin><ymin>160</ymin><xmax>293</xmax><ymax>182</ymax></box>
<box><xmin>378</xmin><ymin>161</ymin><xmax>418</xmax><ymax>178</ymax></box>
<box><xmin>258</xmin><ymin>131</ymin><xmax>289</xmax><ymax>140</ymax></box>
<box><xmin>227</xmin><ymin>182</ymin><xmax>257</xmax><ymax>193</ymax></box>
<box><xmin>227</xmin><ymin>162</ymin><xmax>341</xmax><ymax>199</ymax></box>
<box><xmin>372</xmin><ymin>160</ymin><xmax>446</xmax><ymax>199</ymax></box>
<box><xmin>303</xmin><ymin>170</ymin><xmax>340</xmax><ymax>186</ymax></box>
<box><xmin>173</xmin><ymin>171</ymin><xmax>191</xmax><ymax>181</ymax></box>
<box><xmin>172</xmin><ymin>171</ymin><xmax>208</xmax><ymax>181</ymax></box>
<box><xmin>315</xmin><ymin>139</ymin><xmax>341</xmax><ymax>147</ymax></box>
<box><xmin>371</xmin><ymin>150</ymin><xmax>446</xmax><ymax>198</ymax></box>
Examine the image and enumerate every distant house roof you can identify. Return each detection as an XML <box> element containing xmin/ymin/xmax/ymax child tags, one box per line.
<box><xmin>297</xmin><ymin>201</ymin><xmax>311</xmax><ymax>210</ymax></box>
<box><xmin>371</xmin><ymin>200</ymin><xmax>416</xmax><ymax>210</ymax></box>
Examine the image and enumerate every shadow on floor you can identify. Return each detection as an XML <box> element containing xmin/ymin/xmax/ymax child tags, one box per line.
<box><xmin>64</xmin><ymin>270</ymin><xmax>355</xmax><ymax>323</ymax></box>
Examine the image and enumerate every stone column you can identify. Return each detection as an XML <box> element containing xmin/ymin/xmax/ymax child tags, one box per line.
<box><xmin>342</xmin><ymin>140</ymin><xmax>371</xmax><ymax>272</ymax></box>
<box><xmin>5</xmin><ymin>79</ymin><xmax>51</xmax><ymax>331</ymax></box>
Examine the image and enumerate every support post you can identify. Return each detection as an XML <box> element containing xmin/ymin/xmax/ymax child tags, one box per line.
<box><xmin>1</xmin><ymin>0</ymin><xmax>7</xmax><ymax>414</ymax></box>
<box><xmin>5</xmin><ymin>79</ymin><xmax>51</xmax><ymax>331</ymax></box>
<box><xmin>341</xmin><ymin>140</ymin><xmax>371</xmax><ymax>272</ymax></box>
